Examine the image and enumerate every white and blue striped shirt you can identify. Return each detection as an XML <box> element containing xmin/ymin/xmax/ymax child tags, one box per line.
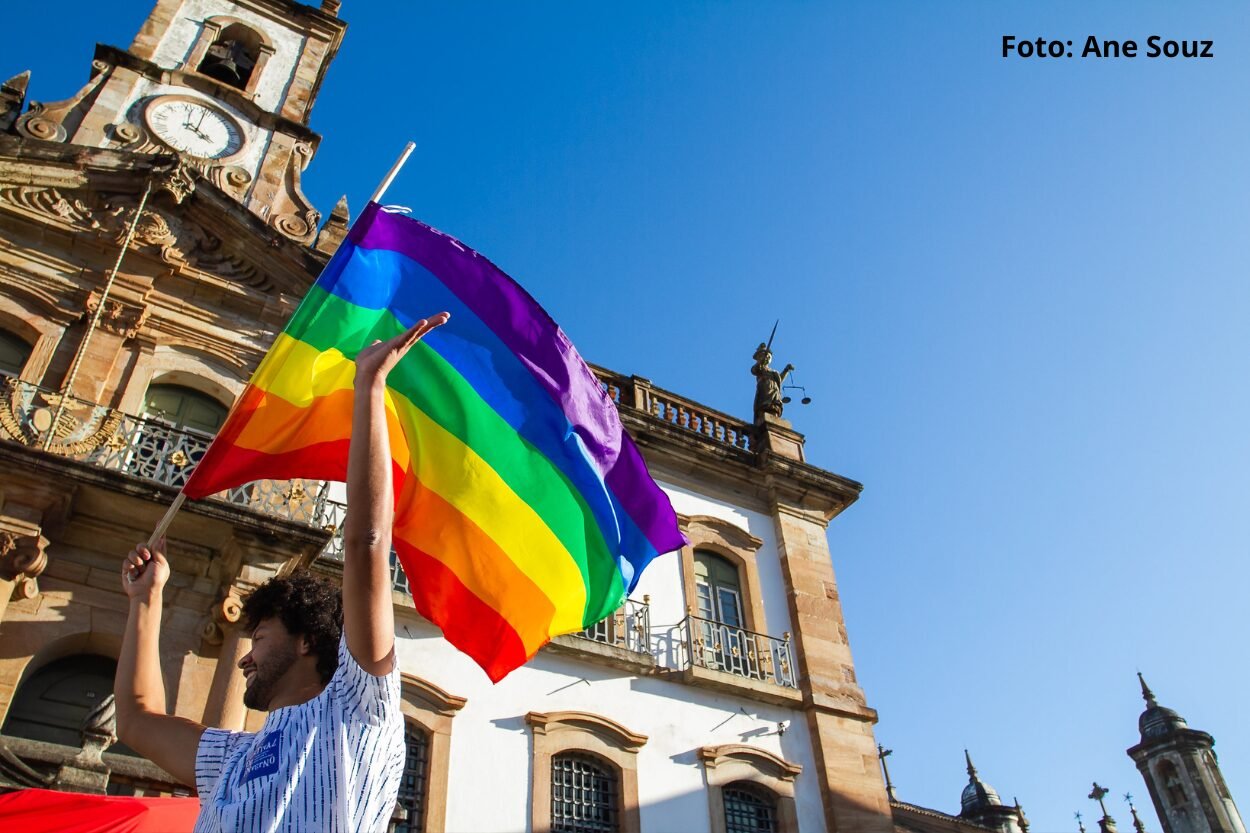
<box><xmin>193</xmin><ymin>633</ymin><xmax>405</xmax><ymax>833</ymax></box>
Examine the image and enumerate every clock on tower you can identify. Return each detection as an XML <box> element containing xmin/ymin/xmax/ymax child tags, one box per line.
<box><xmin>11</xmin><ymin>0</ymin><xmax>347</xmax><ymax>245</ymax></box>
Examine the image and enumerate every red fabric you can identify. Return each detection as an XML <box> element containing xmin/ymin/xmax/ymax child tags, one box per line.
<box><xmin>0</xmin><ymin>788</ymin><xmax>199</xmax><ymax>833</ymax></box>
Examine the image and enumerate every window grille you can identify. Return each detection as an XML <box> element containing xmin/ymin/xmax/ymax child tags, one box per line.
<box><xmin>390</xmin><ymin>722</ymin><xmax>429</xmax><ymax>833</ymax></box>
<box><xmin>551</xmin><ymin>752</ymin><xmax>618</xmax><ymax>833</ymax></box>
<box><xmin>723</xmin><ymin>784</ymin><xmax>778</xmax><ymax>833</ymax></box>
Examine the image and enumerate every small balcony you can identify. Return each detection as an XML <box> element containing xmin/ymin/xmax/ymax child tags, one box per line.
<box><xmin>0</xmin><ymin>374</ymin><xmax>346</xmax><ymax>555</ymax></box>
<box><xmin>675</xmin><ymin>614</ymin><xmax>799</xmax><ymax>697</ymax></box>
<box><xmin>572</xmin><ymin>597</ymin><xmax>651</xmax><ymax>654</ymax></box>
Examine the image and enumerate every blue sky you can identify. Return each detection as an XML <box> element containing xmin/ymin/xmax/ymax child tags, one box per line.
<box><xmin>7</xmin><ymin>1</ymin><xmax>1249</xmax><ymax>828</ymax></box>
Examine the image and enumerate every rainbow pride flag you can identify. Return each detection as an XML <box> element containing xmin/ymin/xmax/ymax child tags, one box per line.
<box><xmin>183</xmin><ymin>203</ymin><xmax>685</xmax><ymax>680</ymax></box>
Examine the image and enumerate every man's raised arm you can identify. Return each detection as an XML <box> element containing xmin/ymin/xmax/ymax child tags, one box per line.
<box><xmin>342</xmin><ymin>312</ymin><xmax>450</xmax><ymax>675</ymax></box>
<box><xmin>114</xmin><ymin>540</ymin><xmax>207</xmax><ymax>787</ymax></box>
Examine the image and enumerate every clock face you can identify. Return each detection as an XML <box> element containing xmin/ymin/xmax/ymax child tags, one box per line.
<box><xmin>145</xmin><ymin>97</ymin><xmax>245</xmax><ymax>160</ymax></box>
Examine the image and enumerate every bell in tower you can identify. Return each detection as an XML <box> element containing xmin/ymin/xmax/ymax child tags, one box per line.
<box><xmin>1127</xmin><ymin>674</ymin><xmax>1246</xmax><ymax>833</ymax></box>
<box><xmin>198</xmin><ymin>24</ymin><xmax>261</xmax><ymax>90</ymax></box>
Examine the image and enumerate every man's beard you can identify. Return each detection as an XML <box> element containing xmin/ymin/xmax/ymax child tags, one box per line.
<box><xmin>242</xmin><ymin>641</ymin><xmax>299</xmax><ymax>710</ymax></box>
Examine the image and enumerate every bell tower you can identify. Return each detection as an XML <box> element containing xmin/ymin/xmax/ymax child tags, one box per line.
<box><xmin>11</xmin><ymin>0</ymin><xmax>347</xmax><ymax>244</ymax></box>
<box><xmin>1128</xmin><ymin>674</ymin><xmax>1246</xmax><ymax>833</ymax></box>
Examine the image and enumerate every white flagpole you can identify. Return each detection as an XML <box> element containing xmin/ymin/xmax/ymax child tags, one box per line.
<box><xmin>142</xmin><ymin>142</ymin><xmax>418</xmax><ymax>552</ymax></box>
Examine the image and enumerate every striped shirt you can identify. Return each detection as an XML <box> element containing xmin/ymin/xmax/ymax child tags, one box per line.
<box><xmin>193</xmin><ymin>634</ymin><xmax>405</xmax><ymax>833</ymax></box>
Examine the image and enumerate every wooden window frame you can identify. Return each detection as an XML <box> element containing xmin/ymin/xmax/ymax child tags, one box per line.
<box><xmin>699</xmin><ymin>744</ymin><xmax>801</xmax><ymax>833</ymax></box>
<box><xmin>527</xmin><ymin>710</ymin><xmax>647</xmax><ymax>833</ymax></box>
<box><xmin>397</xmin><ymin>673</ymin><xmax>466</xmax><ymax>833</ymax></box>
<box><xmin>679</xmin><ymin>515</ymin><xmax>767</xmax><ymax>634</ymax></box>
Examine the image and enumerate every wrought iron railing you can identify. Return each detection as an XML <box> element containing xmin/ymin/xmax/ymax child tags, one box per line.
<box><xmin>0</xmin><ymin>374</ymin><xmax>342</xmax><ymax>539</ymax></box>
<box><xmin>572</xmin><ymin>597</ymin><xmax>651</xmax><ymax>654</ymax></box>
<box><xmin>677</xmin><ymin>613</ymin><xmax>797</xmax><ymax>688</ymax></box>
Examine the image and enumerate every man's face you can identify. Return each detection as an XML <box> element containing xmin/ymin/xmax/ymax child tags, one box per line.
<box><xmin>239</xmin><ymin>617</ymin><xmax>301</xmax><ymax>711</ymax></box>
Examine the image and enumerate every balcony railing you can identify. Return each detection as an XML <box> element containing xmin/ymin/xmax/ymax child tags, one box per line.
<box><xmin>2</xmin><ymin>377</ymin><xmax>802</xmax><ymax>693</ymax></box>
<box><xmin>571</xmin><ymin>597</ymin><xmax>651</xmax><ymax>654</ymax></box>
<box><xmin>0</xmin><ymin>375</ymin><xmax>346</xmax><ymax>548</ymax></box>
<box><xmin>677</xmin><ymin>613</ymin><xmax>797</xmax><ymax>689</ymax></box>
<box><xmin>591</xmin><ymin>366</ymin><xmax>753</xmax><ymax>453</ymax></box>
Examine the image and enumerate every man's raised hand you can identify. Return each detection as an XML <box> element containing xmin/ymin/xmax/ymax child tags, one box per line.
<box><xmin>122</xmin><ymin>538</ymin><xmax>170</xmax><ymax>598</ymax></box>
<box><xmin>354</xmin><ymin>313</ymin><xmax>450</xmax><ymax>385</ymax></box>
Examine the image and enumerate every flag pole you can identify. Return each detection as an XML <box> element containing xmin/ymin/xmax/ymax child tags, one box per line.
<box><xmin>370</xmin><ymin>141</ymin><xmax>415</xmax><ymax>204</ymax></box>
<box><xmin>142</xmin><ymin>142</ymin><xmax>417</xmax><ymax>552</ymax></box>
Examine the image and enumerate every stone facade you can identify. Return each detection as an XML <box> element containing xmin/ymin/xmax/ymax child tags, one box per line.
<box><xmin>0</xmin><ymin>1</ymin><xmax>903</xmax><ymax>829</ymax></box>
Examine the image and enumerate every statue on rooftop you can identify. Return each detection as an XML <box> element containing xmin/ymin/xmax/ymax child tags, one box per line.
<box><xmin>751</xmin><ymin>341</ymin><xmax>793</xmax><ymax>423</ymax></box>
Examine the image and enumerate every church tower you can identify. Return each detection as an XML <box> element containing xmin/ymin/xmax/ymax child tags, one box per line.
<box><xmin>9</xmin><ymin>0</ymin><xmax>346</xmax><ymax>244</ymax></box>
<box><xmin>1128</xmin><ymin>674</ymin><xmax>1246</xmax><ymax>833</ymax></box>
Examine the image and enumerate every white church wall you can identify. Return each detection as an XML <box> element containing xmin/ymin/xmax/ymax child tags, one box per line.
<box><xmin>394</xmin><ymin>614</ymin><xmax>822</xmax><ymax>832</ymax></box>
<box><xmin>387</xmin><ymin>474</ymin><xmax>820</xmax><ymax>831</ymax></box>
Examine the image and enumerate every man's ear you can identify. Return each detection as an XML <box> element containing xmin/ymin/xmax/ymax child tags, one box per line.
<box><xmin>298</xmin><ymin>635</ymin><xmax>313</xmax><ymax>657</ymax></box>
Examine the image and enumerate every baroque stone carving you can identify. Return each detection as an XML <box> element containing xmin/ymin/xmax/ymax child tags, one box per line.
<box><xmin>208</xmin><ymin>164</ymin><xmax>252</xmax><ymax>199</ymax></box>
<box><xmin>14</xmin><ymin>102</ymin><xmax>67</xmax><ymax>143</ymax></box>
<box><xmin>0</xmin><ymin>376</ymin><xmax>124</xmax><ymax>456</ymax></box>
<box><xmin>154</xmin><ymin>161</ymin><xmax>198</xmax><ymax>204</ymax></box>
<box><xmin>202</xmin><ymin>590</ymin><xmax>245</xmax><ymax>646</ymax></box>
<box><xmin>0</xmin><ymin>530</ymin><xmax>48</xmax><ymax>583</ymax></box>
<box><xmin>0</xmin><ymin>184</ymin><xmax>267</xmax><ymax>288</ymax></box>
<box><xmin>84</xmin><ymin>292</ymin><xmax>149</xmax><ymax>339</ymax></box>
<box><xmin>0</xmin><ymin>186</ymin><xmax>99</xmax><ymax>227</ymax></box>
<box><xmin>270</xmin><ymin>141</ymin><xmax>320</xmax><ymax>243</ymax></box>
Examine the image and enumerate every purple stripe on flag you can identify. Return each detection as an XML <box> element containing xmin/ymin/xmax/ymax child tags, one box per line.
<box><xmin>350</xmin><ymin>203</ymin><xmax>686</xmax><ymax>556</ymax></box>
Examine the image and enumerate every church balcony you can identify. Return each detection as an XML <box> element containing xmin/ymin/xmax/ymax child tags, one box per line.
<box><xmin>571</xmin><ymin>596</ymin><xmax>652</xmax><ymax>654</ymax></box>
<box><xmin>0</xmin><ymin>374</ymin><xmax>344</xmax><ymax>553</ymax></box>
<box><xmin>669</xmin><ymin>613</ymin><xmax>802</xmax><ymax>705</ymax></box>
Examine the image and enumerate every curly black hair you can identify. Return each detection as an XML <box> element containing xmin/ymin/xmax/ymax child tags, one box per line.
<box><xmin>240</xmin><ymin>571</ymin><xmax>343</xmax><ymax>684</ymax></box>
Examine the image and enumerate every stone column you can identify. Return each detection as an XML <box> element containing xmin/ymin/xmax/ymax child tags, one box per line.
<box><xmin>769</xmin><ymin>498</ymin><xmax>894</xmax><ymax>833</ymax></box>
<box><xmin>201</xmin><ymin>593</ymin><xmax>248</xmax><ymax>731</ymax></box>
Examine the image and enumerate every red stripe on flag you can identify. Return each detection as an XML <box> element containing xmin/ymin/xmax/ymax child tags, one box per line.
<box><xmin>394</xmin><ymin>540</ymin><xmax>531</xmax><ymax>682</ymax></box>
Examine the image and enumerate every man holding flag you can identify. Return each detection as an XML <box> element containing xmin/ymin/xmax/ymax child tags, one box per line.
<box><xmin>115</xmin><ymin>313</ymin><xmax>450</xmax><ymax>832</ymax></box>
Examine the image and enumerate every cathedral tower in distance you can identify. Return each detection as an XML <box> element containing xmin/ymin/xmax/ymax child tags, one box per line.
<box><xmin>1128</xmin><ymin>674</ymin><xmax>1246</xmax><ymax>833</ymax></box>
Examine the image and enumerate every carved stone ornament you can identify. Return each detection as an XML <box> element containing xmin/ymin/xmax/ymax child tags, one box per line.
<box><xmin>269</xmin><ymin>141</ymin><xmax>321</xmax><ymax>243</ymax></box>
<box><xmin>84</xmin><ymin>292</ymin><xmax>149</xmax><ymax>339</ymax></box>
<box><xmin>202</xmin><ymin>591</ymin><xmax>244</xmax><ymax>645</ymax></box>
<box><xmin>0</xmin><ymin>184</ymin><xmax>267</xmax><ymax>288</ymax></box>
<box><xmin>0</xmin><ymin>530</ymin><xmax>49</xmax><ymax>583</ymax></box>
<box><xmin>208</xmin><ymin>164</ymin><xmax>253</xmax><ymax>199</ymax></box>
<box><xmin>0</xmin><ymin>375</ymin><xmax>124</xmax><ymax>455</ymax></box>
<box><xmin>154</xmin><ymin>161</ymin><xmax>198</xmax><ymax>204</ymax></box>
<box><xmin>14</xmin><ymin>102</ymin><xmax>68</xmax><ymax>143</ymax></box>
<box><xmin>0</xmin><ymin>186</ymin><xmax>100</xmax><ymax>228</ymax></box>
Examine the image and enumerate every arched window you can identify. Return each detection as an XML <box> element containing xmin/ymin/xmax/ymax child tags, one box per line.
<box><xmin>694</xmin><ymin>550</ymin><xmax>744</xmax><ymax>628</ymax></box>
<box><xmin>143</xmin><ymin>384</ymin><xmax>228</xmax><ymax>435</ymax></box>
<box><xmin>198</xmin><ymin>23</ymin><xmax>262</xmax><ymax>89</ymax></box>
<box><xmin>2</xmin><ymin>655</ymin><xmax>136</xmax><ymax>756</ymax></box>
<box><xmin>1158</xmin><ymin>760</ymin><xmax>1187</xmax><ymax>805</ymax></box>
<box><xmin>392</xmin><ymin>721</ymin><xmax>430</xmax><ymax>833</ymax></box>
<box><xmin>551</xmin><ymin>751</ymin><xmax>619</xmax><ymax>833</ymax></box>
<box><xmin>0</xmin><ymin>330</ymin><xmax>32</xmax><ymax>377</ymax></box>
<box><xmin>723</xmin><ymin>782</ymin><xmax>778</xmax><ymax>833</ymax></box>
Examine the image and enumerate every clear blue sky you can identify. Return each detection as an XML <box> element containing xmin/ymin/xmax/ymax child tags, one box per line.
<box><xmin>8</xmin><ymin>2</ymin><xmax>1249</xmax><ymax>829</ymax></box>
